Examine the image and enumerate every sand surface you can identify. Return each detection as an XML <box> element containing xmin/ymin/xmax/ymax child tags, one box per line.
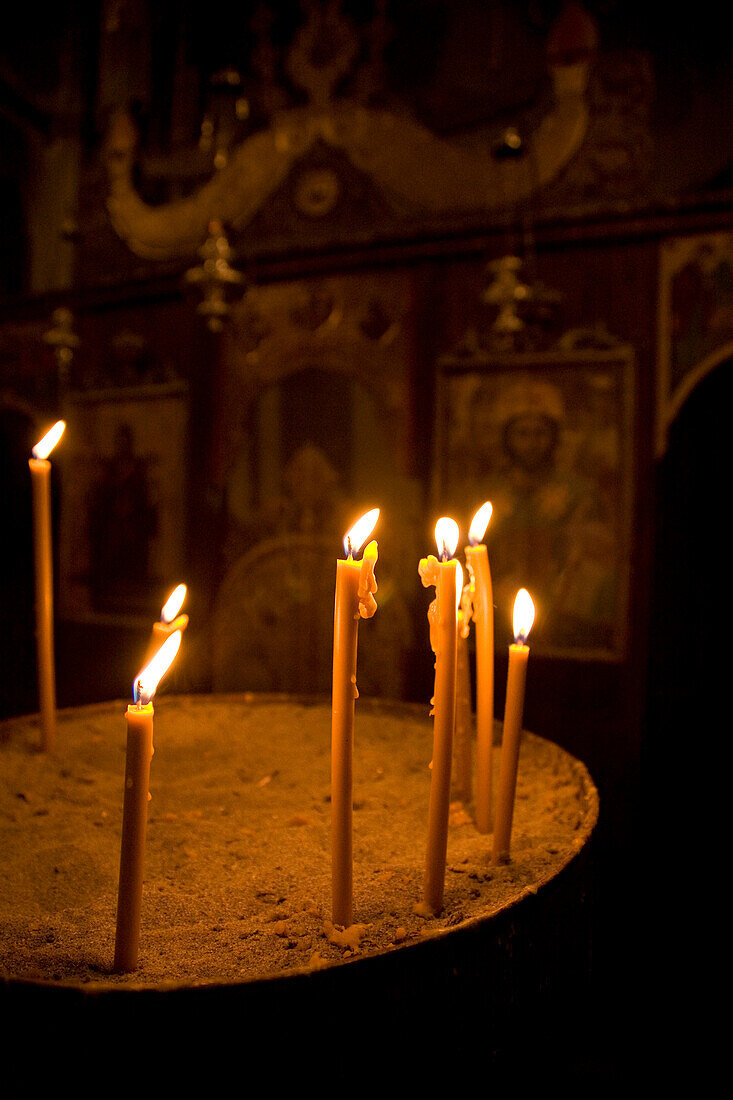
<box><xmin>0</xmin><ymin>694</ymin><xmax>598</xmax><ymax>990</ymax></box>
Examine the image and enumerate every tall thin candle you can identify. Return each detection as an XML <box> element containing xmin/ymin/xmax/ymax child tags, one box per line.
<box><xmin>418</xmin><ymin>517</ymin><xmax>460</xmax><ymax>915</ymax></box>
<box><xmin>493</xmin><ymin>589</ymin><xmax>535</xmax><ymax>864</ymax></box>
<box><xmin>465</xmin><ymin>501</ymin><xmax>494</xmax><ymax>833</ymax></box>
<box><xmin>28</xmin><ymin>420</ymin><xmax>65</xmax><ymax>752</ymax></box>
<box><xmin>331</xmin><ymin>508</ymin><xmax>379</xmax><ymax>928</ymax></box>
<box><xmin>114</xmin><ymin>630</ymin><xmax>182</xmax><ymax>973</ymax></box>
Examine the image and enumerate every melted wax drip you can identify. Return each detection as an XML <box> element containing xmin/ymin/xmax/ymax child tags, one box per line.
<box><xmin>357</xmin><ymin>541</ymin><xmax>379</xmax><ymax>619</ymax></box>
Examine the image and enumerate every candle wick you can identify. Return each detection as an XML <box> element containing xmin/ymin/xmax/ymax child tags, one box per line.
<box><xmin>346</xmin><ymin>537</ymin><xmax>353</xmax><ymax>559</ymax></box>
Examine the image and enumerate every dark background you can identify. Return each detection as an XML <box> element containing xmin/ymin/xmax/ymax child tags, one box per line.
<box><xmin>2</xmin><ymin>2</ymin><xmax>728</xmax><ymax>1084</ymax></box>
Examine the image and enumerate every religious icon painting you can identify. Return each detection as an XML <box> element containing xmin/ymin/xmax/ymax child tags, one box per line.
<box><xmin>433</xmin><ymin>347</ymin><xmax>635</xmax><ymax>660</ymax></box>
<box><xmin>58</xmin><ymin>382</ymin><xmax>189</xmax><ymax>623</ymax></box>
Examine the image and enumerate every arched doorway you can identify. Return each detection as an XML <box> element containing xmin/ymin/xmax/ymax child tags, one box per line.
<box><xmin>647</xmin><ymin>360</ymin><xmax>729</xmax><ymax>752</ymax></box>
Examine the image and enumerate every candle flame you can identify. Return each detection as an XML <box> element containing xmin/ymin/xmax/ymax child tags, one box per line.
<box><xmin>468</xmin><ymin>501</ymin><xmax>493</xmax><ymax>545</ymax></box>
<box><xmin>513</xmin><ymin>589</ymin><xmax>535</xmax><ymax>644</ymax></box>
<box><xmin>32</xmin><ymin>420</ymin><xmax>66</xmax><ymax>460</ymax></box>
<box><xmin>161</xmin><ymin>584</ymin><xmax>187</xmax><ymax>623</ymax></box>
<box><xmin>133</xmin><ymin>630</ymin><xmax>182</xmax><ymax>705</ymax></box>
<box><xmin>434</xmin><ymin>517</ymin><xmax>459</xmax><ymax>561</ymax></box>
<box><xmin>343</xmin><ymin>508</ymin><xmax>379</xmax><ymax>557</ymax></box>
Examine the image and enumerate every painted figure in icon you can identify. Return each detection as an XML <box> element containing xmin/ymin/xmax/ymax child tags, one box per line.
<box><xmin>89</xmin><ymin>423</ymin><xmax>158</xmax><ymax>611</ymax></box>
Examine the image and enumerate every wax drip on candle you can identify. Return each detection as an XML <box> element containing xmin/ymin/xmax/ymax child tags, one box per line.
<box><xmin>459</xmin><ymin>570</ymin><xmax>473</xmax><ymax>639</ymax></box>
<box><xmin>357</xmin><ymin>540</ymin><xmax>379</xmax><ymax>619</ymax></box>
<box><xmin>456</xmin><ymin>561</ymin><xmax>471</xmax><ymax>638</ymax></box>
<box><xmin>418</xmin><ymin>556</ymin><xmax>441</xmax><ymax>664</ymax></box>
<box><xmin>419</xmin><ymin>544</ymin><xmax>461</xmax><ymax>718</ymax></box>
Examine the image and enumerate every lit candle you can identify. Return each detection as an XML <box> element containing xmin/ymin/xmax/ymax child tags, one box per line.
<box><xmin>465</xmin><ymin>501</ymin><xmax>494</xmax><ymax>833</ymax></box>
<box><xmin>492</xmin><ymin>588</ymin><xmax>535</xmax><ymax>865</ymax></box>
<box><xmin>453</xmin><ymin>564</ymin><xmax>473</xmax><ymax>804</ymax></box>
<box><xmin>418</xmin><ymin>517</ymin><xmax>460</xmax><ymax>915</ymax></box>
<box><xmin>114</xmin><ymin>629</ymin><xmax>182</xmax><ymax>973</ymax></box>
<box><xmin>331</xmin><ymin>508</ymin><xmax>379</xmax><ymax>928</ymax></box>
<box><xmin>28</xmin><ymin>420</ymin><xmax>65</xmax><ymax>752</ymax></box>
<box><xmin>143</xmin><ymin>583</ymin><xmax>188</xmax><ymax>666</ymax></box>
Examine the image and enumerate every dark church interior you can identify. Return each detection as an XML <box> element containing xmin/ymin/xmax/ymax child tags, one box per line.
<box><xmin>1</xmin><ymin>1</ymin><xmax>726</xmax><ymax>1089</ymax></box>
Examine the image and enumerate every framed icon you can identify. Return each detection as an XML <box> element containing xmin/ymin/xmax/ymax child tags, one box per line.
<box><xmin>58</xmin><ymin>382</ymin><xmax>189</xmax><ymax>624</ymax></box>
<box><xmin>433</xmin><ymin>347</ymin><xmax>635</xmax><ymax>660</ymax></box>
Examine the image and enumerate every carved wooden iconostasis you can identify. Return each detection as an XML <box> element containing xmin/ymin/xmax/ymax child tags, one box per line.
<box><xmin>62</xmin><ymin>0</ymin><xmax>622</xmax><ymax>698</ymax></box>
<box><xmin>209</xmin><ymin>270</ymin><xmax>419</xmax><ymax>699</ymax></box>
<box><xmin>2</xmin><ymin>0</ymin><xmax>728</xmax><ymax>770</ymax></box>
<box><xmin>96</xmin><ymin>0</ymin><xmax>604</xmax><ymax>269</ymax></box>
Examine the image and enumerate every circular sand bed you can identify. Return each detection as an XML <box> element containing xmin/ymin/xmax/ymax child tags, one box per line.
<box><xmin>0</xmin><ymin>693</ymin><xmax>598</xmax><ymax>990</ymax></box>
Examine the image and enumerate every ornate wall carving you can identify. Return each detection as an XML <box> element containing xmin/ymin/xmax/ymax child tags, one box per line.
<box><xmin>98</xmin><ymin>2</ymin><xmax>602</xmax><ymax>268</ymax></box>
